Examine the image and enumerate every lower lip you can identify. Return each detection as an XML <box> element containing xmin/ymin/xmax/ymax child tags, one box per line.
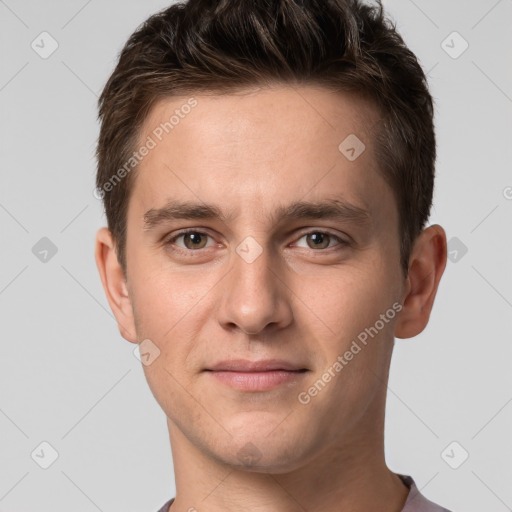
<box><xmin>207</xmin><ymin>370</ymin><xmax>306</xmax><ymax>391</ymax></box>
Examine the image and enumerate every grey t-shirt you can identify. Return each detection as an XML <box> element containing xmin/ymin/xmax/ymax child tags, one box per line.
<box><xmin>156</xmin><ymin>473</ymin><xmax>452</xmax><ymax>512</ymax></box>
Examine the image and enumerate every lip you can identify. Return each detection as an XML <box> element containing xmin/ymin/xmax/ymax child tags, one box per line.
<box><xmin>205</xmin><ymin>359</ymin><xmax>308</xmax><ymax>392</ymax></box>
<box><xmin>206</xmin><ymin>359</ymin><xmax>306</xmax><ymax>372</ymax></box>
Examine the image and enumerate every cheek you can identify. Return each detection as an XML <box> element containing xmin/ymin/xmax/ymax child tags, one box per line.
<box><xmin>128</xmin><ymin>257</ymin><xmax>223</xmax><ymax>378</ymax></box>
<box><xmin>292</xmin><ymin>262</ymin><xmax>398</xmax><ymax>343</ymax></box>
<box><xmin>128</xmin><ymin>255</ymin><xmax>203</xmax><ymax>338</ymax></box>
<box><xmin>131</xmin><ymin>268</ymin><xmax>208</xmax><ymax>410</ymax></box>
<box><xmin>130</xmin><ymin>278</ymin><xmax>174</xmax><ymax>339</ymax></box>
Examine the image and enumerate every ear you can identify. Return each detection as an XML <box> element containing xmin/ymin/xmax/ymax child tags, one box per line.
<box><xmin>395</xmin><ymin>224</ymin><xmax>447</xmax><ymax>339</ymax></box>
<box><xmin>94</xmin><ymin>227</ymin><xmax>137</xmax><ymax>343</ymax></box>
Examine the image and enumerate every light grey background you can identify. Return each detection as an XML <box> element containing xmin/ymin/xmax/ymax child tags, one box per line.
<box><xmin>1</xmin><ymin>1</ymin><xmax>511</xmax><ymax>511</ymax></box>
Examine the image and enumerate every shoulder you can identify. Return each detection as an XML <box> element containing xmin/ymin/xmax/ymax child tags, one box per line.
<box><xmin>155</xmin><ymin>497</ymin><xmax>175</xmax><ymax>512</ymax></box>
<box><xmin>398</xmin><ymin>474</ymin><xmax>453</xmax><ymax>512</ymax></box>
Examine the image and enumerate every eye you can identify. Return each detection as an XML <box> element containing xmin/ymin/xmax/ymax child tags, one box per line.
<box><xmin>167</xmin><ymin>230</ymin><xmax>215</xmax><ymax>250</ymax></box>
<box><xmin>294</xmin><ymin>231</ymin><xmax>347</xmax><ymax>250</ymax></box>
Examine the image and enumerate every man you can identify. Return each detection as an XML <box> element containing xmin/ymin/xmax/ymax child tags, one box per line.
<box><xmin>94</xmin><ymin>0</ymin><xmax>450</xmax><ymax>510</ymax></box>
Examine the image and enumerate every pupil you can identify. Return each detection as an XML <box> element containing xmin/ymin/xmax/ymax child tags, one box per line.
<box><xmin>189</xmin><ymin>233</ymin><xmax>201</xmax><ymax>245</ymax></box>
<box><xmin>312</xmin><ymin>233</ymin><xmax>322</xmax><ymax>244</ymax></box>
<box><xmin>310</xmin><ymin>233</ymin><xmax>329</xmax><ymax>249</ymax></box>
<box><xmin>185</xmin><ymin>232</ymin><xmax>205</xmax><ymax>249</ymax></box>
<box><xmin>309</xmin><ymin>233</ymin><xmax>328</xmax><ymax>249</ymax></box>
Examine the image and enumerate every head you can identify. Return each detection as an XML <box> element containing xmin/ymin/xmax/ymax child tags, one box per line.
<box><xmin>95</xmin><ymin>0</ymin><xmax>446</xmax><ymax>472</ymax></box>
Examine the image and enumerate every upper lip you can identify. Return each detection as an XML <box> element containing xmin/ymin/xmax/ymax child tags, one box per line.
<box><xmin>206</xmin><ymin>359</ymin><xmax>307</xmax><ymax>372</ymax></box>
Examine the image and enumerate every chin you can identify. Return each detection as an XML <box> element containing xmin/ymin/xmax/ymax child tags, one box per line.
<box><xmin>221</xmin><ymin>443</ymin><xmax>308</xmax><ymax>474</ymax></box>
<box><xmin>212</xmin><ymin>418</ymin><xmax>317</xmax><ymax>474</ymax></box>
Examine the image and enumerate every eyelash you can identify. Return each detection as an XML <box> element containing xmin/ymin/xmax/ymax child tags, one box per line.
<box><xmin>164</xmin><ymin>228</ymin><xmax>349</xmax><ymax>254</ymax></box>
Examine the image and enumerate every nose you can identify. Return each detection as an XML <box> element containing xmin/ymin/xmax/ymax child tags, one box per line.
<box><xmin>216</xmin><ymin>242</ymin><xmax>293</xmax><ymax>335</ymax></box>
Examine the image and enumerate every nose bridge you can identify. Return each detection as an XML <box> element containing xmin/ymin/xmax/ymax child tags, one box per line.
<box><xmin>217</xmin><ymin>238</ymin><xmax>292</xmax><ymax>334</ymax></box>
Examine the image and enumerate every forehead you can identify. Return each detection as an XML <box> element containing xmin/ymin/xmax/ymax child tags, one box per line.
<box><xmin>130</xmin><ymin>84</ymin><xmax>391</xmax><ymax>224</ymax></box>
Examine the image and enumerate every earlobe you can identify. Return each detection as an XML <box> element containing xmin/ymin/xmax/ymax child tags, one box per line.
<box><xmin>94</xmin><ymin>227</ymin><xmax>138</xmax><ymax>343</ymax></box>
<box><xmin>394</xmin><ymin>225</ymin><xmax>447</xmax><ymax>339</ymax></box>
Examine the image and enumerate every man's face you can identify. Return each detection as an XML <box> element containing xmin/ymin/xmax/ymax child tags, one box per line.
<box><xmin>124</xmin><ymin>85</ymin><xmax>405</xmax><ymax>471</ymax></box>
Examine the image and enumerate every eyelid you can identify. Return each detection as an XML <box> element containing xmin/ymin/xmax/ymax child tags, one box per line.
<box><xmin>292</xmin><ymin>229</ymin><xmax>350</xmax><ymax>249</ymax></box>
<box><xmin>164</xmin><ymin>228</ymin><xmax>350</xmax><ymax>252</ymax></box>
<box><xmin>164</xmin><ymin>228</ymin><xmax>217</xmax><ymax>249</ymax></box>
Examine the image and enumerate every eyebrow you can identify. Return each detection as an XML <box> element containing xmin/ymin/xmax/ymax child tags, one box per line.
<box><xmin>143</xmin><ymin>198</ymin><xmax>371</xmax><ymax>231</ymax></box>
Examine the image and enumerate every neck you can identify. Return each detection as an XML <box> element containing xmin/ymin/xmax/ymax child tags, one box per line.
<box><xmin>166</xmin><ymin>390</ymin><xmax>409</xmax><ymax>512</ymax></box>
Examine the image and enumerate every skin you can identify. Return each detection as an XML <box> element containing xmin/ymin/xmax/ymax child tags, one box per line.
<box><xmin>95</xmin><ymin>84</ymin><xmax>447</xmax><ymax>512</ymax></box>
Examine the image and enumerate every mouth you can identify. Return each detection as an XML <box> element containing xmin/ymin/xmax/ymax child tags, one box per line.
<box><xmin>204</xmin><ymin>359</ymin><xmax>309</xmax><ymax>392</ymax></box>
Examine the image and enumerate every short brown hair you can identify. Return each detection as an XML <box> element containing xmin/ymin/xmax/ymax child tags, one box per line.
<box><xmin>96</xmin><ymin>0</ymin><xmax>435</xmax><ymax>275</ymax></box>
